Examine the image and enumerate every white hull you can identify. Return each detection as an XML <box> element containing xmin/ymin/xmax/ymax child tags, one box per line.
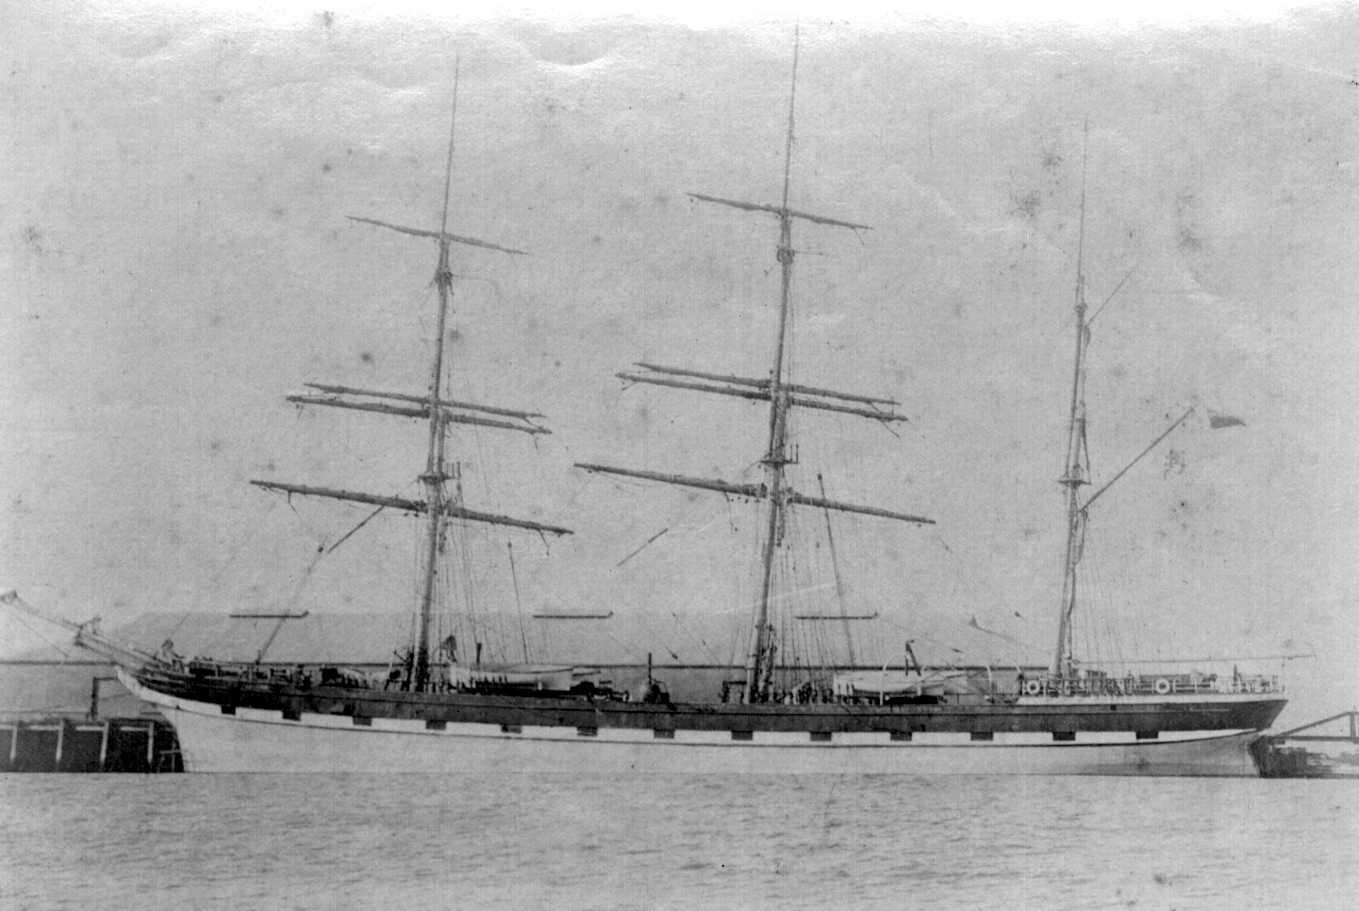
<box><xmin>121</xmin><ymin>670</ymin><xmax>1264</xmax><ymax>777</ymax></box>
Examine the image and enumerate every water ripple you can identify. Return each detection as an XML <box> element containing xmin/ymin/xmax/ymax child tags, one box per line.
<box><xmin>0</xmin><ymin>773</ymin><xmax>1356</xmax><ymax>909</ymax></box>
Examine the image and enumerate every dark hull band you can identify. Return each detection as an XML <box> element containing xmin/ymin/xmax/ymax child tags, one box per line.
<box><xmin>135</xmin><ymin>671</ymin><xmax>1286</xmax><ymax>737</ymax></box>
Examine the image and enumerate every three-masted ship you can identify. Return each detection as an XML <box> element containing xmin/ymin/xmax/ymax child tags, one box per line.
<box><xmin>4</xmin><ymin>42</ymin><xmax>1285</xmax><ymax>775</ymax></box>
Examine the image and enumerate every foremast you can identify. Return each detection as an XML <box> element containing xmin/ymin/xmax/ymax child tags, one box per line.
<box><xmin>577</xmin><ymin>31</ymin><xmax>933</xmax><ymax>703</ymax></box>
<box><xmin>252</xmin><ymin>63</ymin><xmax>570</xmax><ymax>692</ymax></box>
<box><xmin>414</xmin><ymin>88</ymin><xmax>461</xmax><ymax>694</ymax></box>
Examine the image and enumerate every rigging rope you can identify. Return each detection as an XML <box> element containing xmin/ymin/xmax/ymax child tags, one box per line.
<box><xmin>9</xmin><ymin>612</ymin><xmax>71</xmax><ymax>658</ymax></box>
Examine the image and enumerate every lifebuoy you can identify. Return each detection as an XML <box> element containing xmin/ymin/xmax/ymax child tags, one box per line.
<box><xmin>1154</xmin><ymin>678</ymin><xmax>1172</xmax><ymax>695</ymax></box>
<box><xmin>1024</xmin><ymin>679</ymin><xmax>1043</xmax><ymax>696</ymax></box>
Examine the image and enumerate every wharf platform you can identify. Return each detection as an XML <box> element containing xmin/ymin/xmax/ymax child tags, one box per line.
<box><xmin>0</xmin><ymin>716</ymin><xmax>182</xmax><ymax>773</ymax></box>
<box><xmin>1252</xmin><ymin>710</ymin><xmax>1359</xmax><ymax>778</ymax></box>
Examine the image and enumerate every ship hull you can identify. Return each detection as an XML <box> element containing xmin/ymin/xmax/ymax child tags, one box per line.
<box><xmin>120</xmin><ymin>670</ymin><xmax>1275</xmax><ymax>776</ymax></box>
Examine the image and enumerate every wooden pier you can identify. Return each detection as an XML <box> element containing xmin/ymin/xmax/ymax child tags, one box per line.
<box><xmin>0</xmin><ymin>717</ymin><xmax>181</xmax><ymax>773</ymax></box>
<box><xmin>1252</xmin><ymin>710</ymin><xmax>1359</xmax><ymax>778</ymax></box>
<box><xmin>0</xmin><ymin>669</ymin><xmax>183</xmax><ymax>772</ymax></box>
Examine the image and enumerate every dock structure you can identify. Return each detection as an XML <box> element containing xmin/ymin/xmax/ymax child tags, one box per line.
<box><xmin>0</xmin><ymin>716</ymin><xmax>182</xmax><ymax>773</ymax></box>
<box><xmin>0</xmin><ymin>671</ymin><xmax>182</xmax><ymax>773</ymax></box>
<box><xmin>1252</xmin><ymin>710</ymin><xmax>1359</xmax><ymax>778</ymax></box>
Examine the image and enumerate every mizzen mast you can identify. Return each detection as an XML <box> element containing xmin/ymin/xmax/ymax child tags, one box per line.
<box><xmin>252</xmin><ymin>61</ymin><xmax>570</xmax><ymax>693</ymax></box>
<box><xmin>577</xmin><ymin>30</ymin><xmax>932</xmax><ymax>703</ymax></box>
<box><xmin>1049</xmin><ymin>125</ymin><xmax>1192</xmax><ymax>679</ymax></box>
<box><xmin>1051</xmin><ymin>127</ymin><xmax>1092</xmax><ymax>680</ymax></box>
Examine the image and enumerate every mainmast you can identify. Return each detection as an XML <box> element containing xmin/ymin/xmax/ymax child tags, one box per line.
<box><xmin>749</xmin><ymin>34</ymin><xmax>807</xmax><ymax>704</ymax></box>
<box><xmin>577</xmin><ymin>29</ymin><xmax>933</xmax><ymax>704</ymax></box>
<box><xmin>750</xmin><ymin>32</ymin><xmax>809</xmax><ymax>707</ymax></box>
<box><xmin>252</xmin><ymin>62</ymin><xmax>571</xmax><ymax>692</ymax></box>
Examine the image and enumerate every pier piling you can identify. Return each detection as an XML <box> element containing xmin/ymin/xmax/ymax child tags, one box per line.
<box><xmin>0</xmin><ymin>717</ymin><xmax>182</xmax><ymax>773</ymax></box>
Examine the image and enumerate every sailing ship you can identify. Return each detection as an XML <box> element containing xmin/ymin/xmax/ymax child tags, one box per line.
<box><xmin>3</xmin><ymin>42</ymin><xmax>1287</xmax><ymax>775</ymax></box>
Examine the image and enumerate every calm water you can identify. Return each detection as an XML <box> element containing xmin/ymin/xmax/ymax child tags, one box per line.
<box><xmin>1</xmin><ymin>773</ymin><xmax>1356</xmax><ymax>909</ymax></box>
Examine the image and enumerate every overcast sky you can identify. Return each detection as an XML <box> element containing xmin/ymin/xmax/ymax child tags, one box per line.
<box><xmin>3</xmin><ymin>2</ymin><xmax>1356</xmax><ymax>722</ymax></box>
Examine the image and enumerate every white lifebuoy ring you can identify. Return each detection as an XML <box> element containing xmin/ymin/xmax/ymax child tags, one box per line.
<box><xmin>1154</xmin><ymin>678</ymin><xmax>1172</xmax><ymax>695</ymax></box>
<box><xmin>1024</xmin><ymin>679</ymin><xmax>1043</xmax><ymax>696</ymax></box>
